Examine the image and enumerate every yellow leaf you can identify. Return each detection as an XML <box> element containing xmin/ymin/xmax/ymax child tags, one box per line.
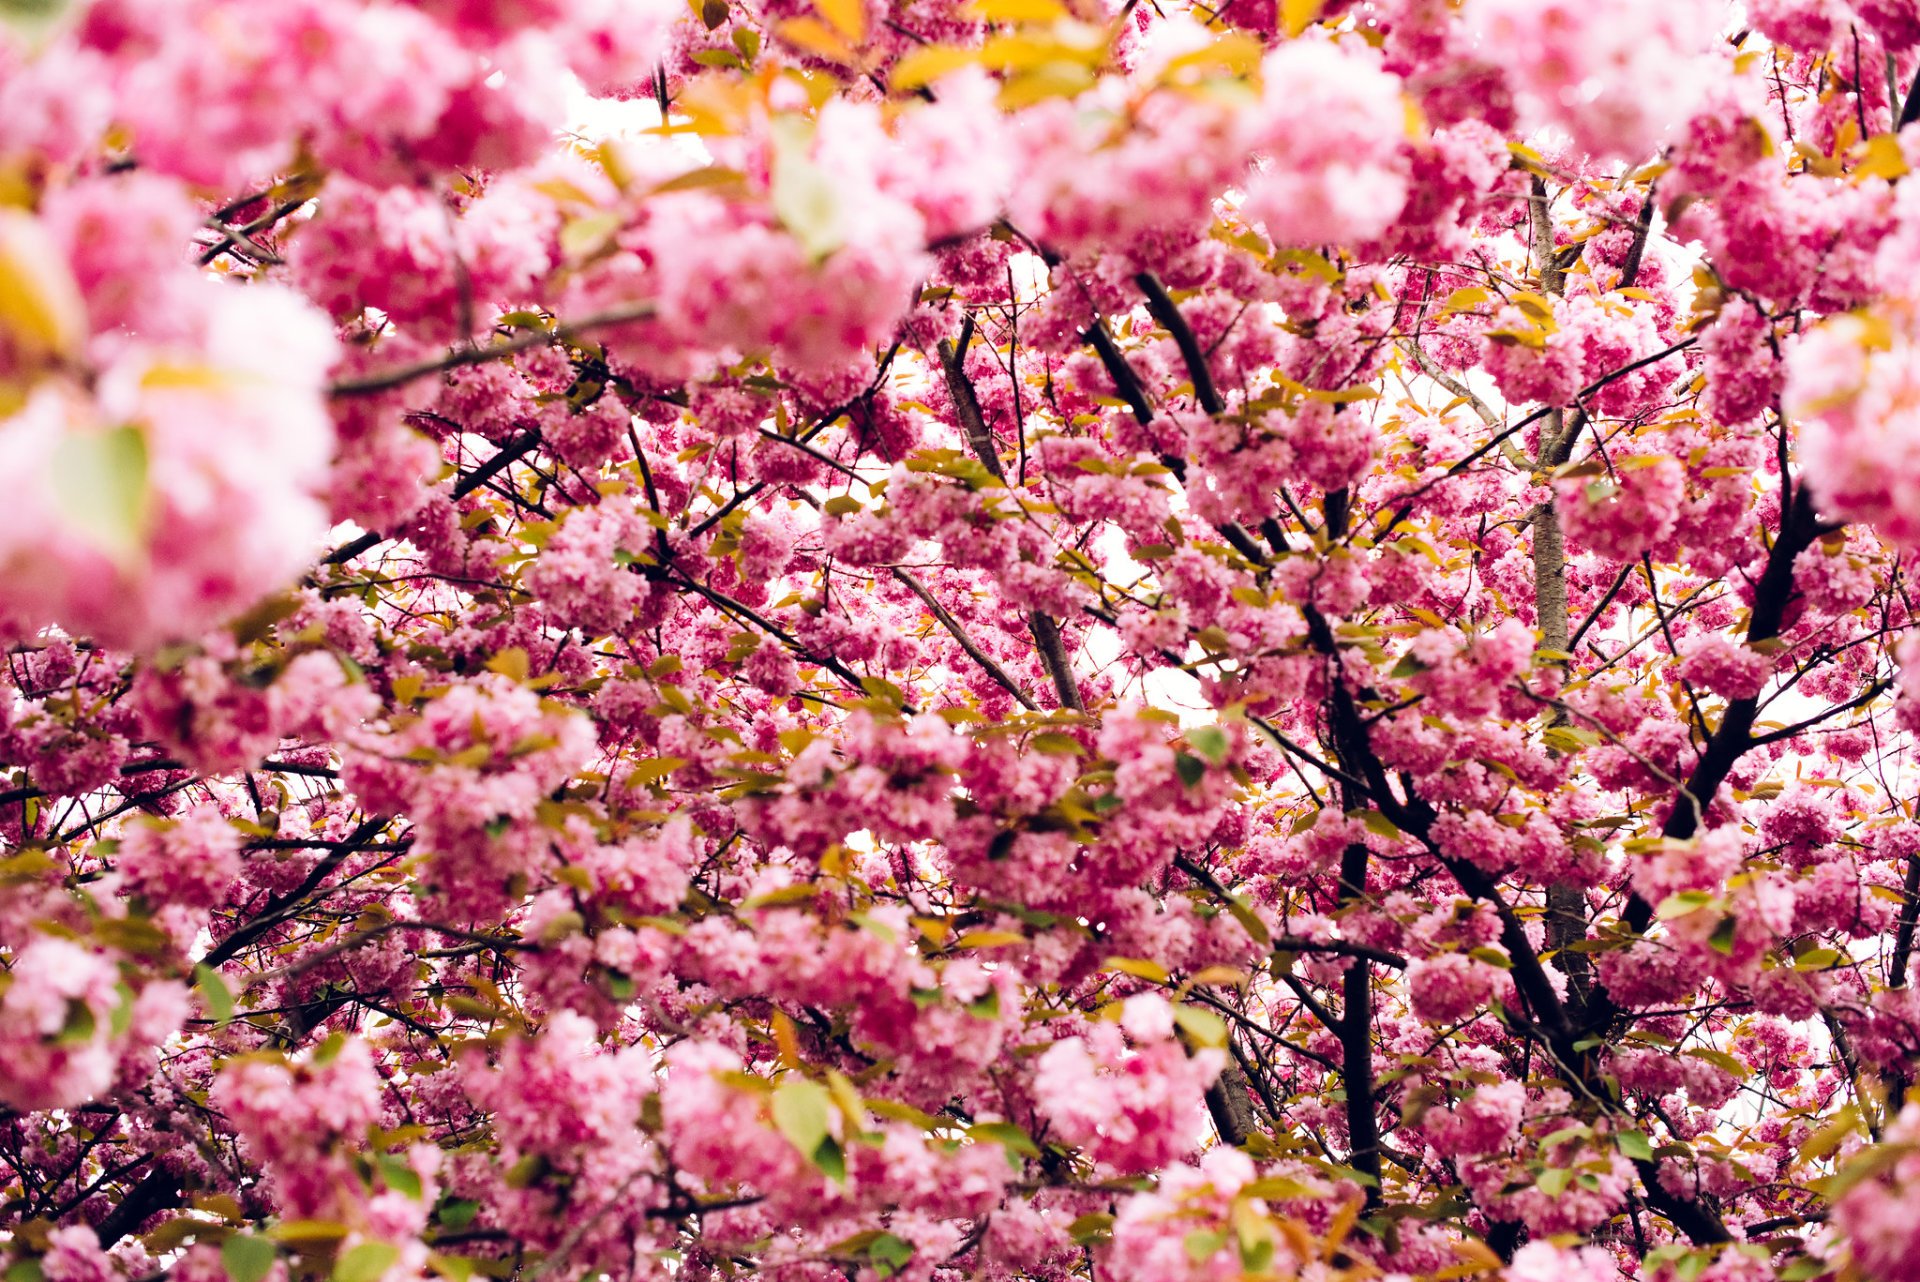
<box><xmin>1161</xmin><ymin>32</ymin><xmax>1263</xmax><ymax>78</ymax></box>
<box><xmin>1172</xmin><ymin>1003</ymin><xmax>1227</xmax><ymax>1048</ymax></box>
<box><xmin>533</xmin><ymin>175</ymin><xmax>601</xmax><ymax>206</ymax></box>
<box><xmin>814</xmin><ymin>0</ymin><xmax>866</xmax><ymax>43</ymax></box>
<box><xmin>1508</xmin><ymin>141</ymin><xmax>1552</xmax><ymax>177</ymax></box>
<box><xmin>559</xmin><ymin>212</ymin><xmax>624</xmax><ymax>260</ymax></box>
<box><xmin>1280</xmin><ymin>0</ymin><xmax>1322</xmax><ymax>37</ymax></box>
<box><xmin>0</xmin><ymin>209</ymin><xmax>86</xmax><ymax>362</ymax></box>
<box><xmin>779</xmin><ymin>15</ymin><xmax>855</xmax><ymax>62</ymax></box>
<box><xmin>826</xmin><ymin>1069</ymin><xmax>867</xmax><ymax>1132</ymax></box>
<box><xmin>740</xmin><ymin>886</ymin><xmax>817</xmax><ymax>913</ymax></box>
<box><xmin>1323</xmin><ymin>1195</ymin><xmax>1363</xmax><ymax>1251</ymax></box>
<box><xmin>1857</xmin><ymin>133</ymin><xmax>1910</xmax><ymax>181</ymax></box>
<box><xmin>671</xmin><ymin>76</ymin><xmax>756</xmax><ymax>136</ymax></box>
<box><xmin>772</xmin><ymin>1009</ymin><xmax>801</xmax><ymax>1068</ymax></box>
<box><xmin>486</xmin><ymin>647</ymin><xmax>531</xmax><ymax>682</ymax></box>
<box><xmin>954</xmin><ymin>930</ymin><xmax>1026</xmax><ymax>949</ymax></box>
<box><xmin>980</xmin><ymin>30</ymin><xmax>1107</xmax><ymax>70</ymax></box>
<box><xmin>1484</xmin><ymin>326</ymin><xmax>1546</xmax><ymax>350</ymax></box>
<box><xmin>965</xmin><ymin>0</ymin><xmax>1067</xmax><ymax>19</ymax></box>
<box><xmin>1189</xmin><ymin>965</ymin><xmax>1249</xmax><ymax>987</ymax></box>
<box><xmin>137</xmin><ymin>362</ymin><xmax>230</xmax><ymax>391</ymax></box>
<box><xmin>996</xmin><ymin>60</ymin><xmax>1096</xmax><ymax>108</ymax></box>
<box><xmin>890</xmin><ymin>45</ymin><xmax>981</xmax><ymax>90</ymax></box>
<box><xmin>1509</xmin><ymin>291</ymin><xmax>1557</xmax><ymax>327</ymax></box>
<box><xmin>1104</xmin><ymin>956</ymin><xmax>1171</xmax><ymax>983</ymax></box>
<box><xmin>649</xmin><ymin>166</ymin><xmax>747</xmax><ymax>195</ymax></box>
<box><xmin>1442</xmin><ymin>286</ymin><xmax>1492</xmax><ymax>313</ymax></box>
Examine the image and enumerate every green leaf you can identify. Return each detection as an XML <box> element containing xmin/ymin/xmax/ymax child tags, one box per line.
<box><xmin>1536</xmin><ymin>1167</ymin><xmax>1572</xmax><ymax>1198</ymax></box>
<box><xmin>334</xmin><ymin>1242</ymin><xmax>399</xmax><ymax>1282</ymax></box>
<box><xmin>868</xmin><ymin>1233</ymin><xmax>914</xmax><ymax>1275</ymax></box>
<box><xmin>1325</xmin><ymin>1162</ymin><xmax>1379</xmax><ymax>1187</ymax></box>
<box><xmin>56</xmin><ymin>998</ymin><xmax>96</xmax><ymax>1046</ymax></box>
<box><xmin>1655</xmin><ymin>890</ymin><xmax>1714</xmax><ymax>920</ymax></box>
<box><xmin>196</xmin><ymin>963</ymin><xmax>235</xmax><ymax>1028</ymax></box>
<box><xmin>1389</xmin><ymin>653</ymin><xmax>1428</xmax><ymax>679</ymax></box>
<box><xmin>1616</xmin><ymin>1130</ymin><xmax>1655</xmax><ymax>1162</ymax></box>
<box><xmin>110</xmin><ymin>981</ymin><xmax>136</xmax><ymax>1038</ymax></box>
<box><xmin>268</xmin><ymin>1220</ymin><xmax>350</xmax><ymax>1246</ymax></box>
<box><xmin>1174</xmin><ymin>752</ymin><xmax>1206</xmax><ymax>787</ymax></box>
<box><xmin>6</xmin><ymin>1261</ymin><xmax>44</xmax><ymax>1282</ymax></box>
<box><xmin>771</xmin><ymin>1078</ymin><xmax>834</xmax><ymax>1159</ymax></box>
<box><xmin>1822</xmin><ymin>1139</ymin><xmax>1920</xmax><ymax>1200</ymax></box>
<box><xmin>430</xmin><ymin>1257</ymin><xmax>474</xmax><ymax>1282</ymax></box>
<box><xmin>769</xmin><ymin>117</ymin><xmax>844</xmax><ymax>262</ymax></box>
<box><xmin>1226</xmin><ymin>894</ymin><xmax>1270</xmax><ymax>947</ymax></box>
<box><xmin>625</xmin><ymin>757</ymin><xmax>687</xmax><ymax>787</ymax></box>
<box><xmin>811</xmin><ymin>1135</ymin><xmax>847</xmax><ymax>1182</ymax></box>
<box><xmin>222</xmin><ymin>1236</ymin><xmax>277</xmax><ymax>1282</ymax></box>
<box><xmin>1241</xmin><ymin>1176</ymin><xmax>1315</xmax><ymax>1200</ymax></box>
<box><xmin>50</xmin><ymin>424</ymin><xmax>150</xmax><ymax>561</ymax></box>
<box><xmin>967</xmin><ymin>1121</ymin><xmax>1041</xmax><ymax>1158</ymax></box>
<box><xmin>1173</xmin><ymin>1004</ymin><xmax>1228</xmax><ymax>1049</ymax></box>
<box><xmin>502</xmin><ymin>1154</ymin><xmax>549</xmax><ymax>1189</ymax></box>
<box><xmin>436</xmin><ymin>1199</ymin><xmax>480</xmax><ymax>1232</ymax></box>
<box><xmin>1355</xmin><ymin>810</ymin><xmax>1401</xmax><ymax>840</ymax></box>
<box><xmin>1187</xmin><ymin>726</ymin><xmax>1231</xmax><ymax>766</ymax></box>
<box><xmin>0</xmin><ymin>0</ymin><xmax>70</xmax><ymax>40</ymax></box>
<box><xmin>1184</xmin><ymin>1230</ymin><xmax>1228</xmax><ymax>1263</ymax></box>
<box><xmin>857</xmin><ymin>676</ymin><xmax>910</xmax><ymax>707</ymax></box>
<box><xmin>375</xmin><ymin>1154</ymin><xmax>422</xmax><ymax>1200</ymax></box>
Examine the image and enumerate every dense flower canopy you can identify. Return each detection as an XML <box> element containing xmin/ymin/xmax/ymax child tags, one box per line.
<box><xmin>10</xmin><ymin>1</ymin><xmax>1920</xmax><ymax>1281</ymax></box>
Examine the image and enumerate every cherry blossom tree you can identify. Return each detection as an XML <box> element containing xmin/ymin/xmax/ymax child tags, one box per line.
<box><xmin>9</xmin><ymin>1</ymin><xmax>1920</xmax><ymax>1281</ymax></box>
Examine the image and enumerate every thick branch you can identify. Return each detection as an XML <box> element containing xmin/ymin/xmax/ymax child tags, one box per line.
<box><xmin>939</xmin><ymin>326</ymin><xmax>1083</xmax><ymax>712</ymax></box>
<box><xmin>1026</xmin><ymin>613</ymin><xmax>1085</xmax><ymax>713</ymax></box>
<box><xmin>329</xmin><ymin>301</ymin><xmax>659</xmax><ymax>398</ymax></box>
<box><xmin>1652</xmin><ymin>487</ymin><xmax>1827</xmax><ymax>849</ymax></box>
<box><xmin>1894</xmin><ymin>848</ymin><xmax>1920</xmax><ymax>989</ymax></box>
<box><xmin>892</xmin><ymin>569</ymin><xmax>1039</xmax><ymax>711</ymax></box>
<box><xmin>95</xmin><ymin>1168</ymin><xmax>180</xmax><ymax>1248</ymax></box>
<box><xmin>1136</xmin><ymin>272</ymin><xmax>1224</xmax><ymax>416</ymax></box>
<box><xmin>1082</xmin><ymin>322</ymin><xmax>1157</xmax><ymax>428</ymax></box>
<box><xmin>1336</xmin><ymin>827</ymin><xmax>1384</xmax><ymax>1207</ymax></box>
<box><xmin>319</xmin><ymin>430</ymin><xmax>544</xmax><ymax>568</ymax></box>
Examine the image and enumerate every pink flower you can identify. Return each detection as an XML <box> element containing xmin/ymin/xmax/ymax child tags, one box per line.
<box><xmin>1405</xmin><ymin>953</ymin><xmax>1499</xmax><ymax>1024</ymax></box>
<box><xmin>1239</xmin><ymin>40</ymin><xmax>1411</xmax><ymax>248</ymax></box>
<box><xmin>1464</xmin><ymin>0</ymin><xmax>1726</xmax><ymax>160</ymax></box>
